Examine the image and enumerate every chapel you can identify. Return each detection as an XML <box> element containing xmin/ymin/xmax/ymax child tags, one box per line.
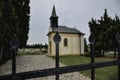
<box><xmin>47</xmin><ymin>6</ymin><xmax>84</xmax><ymax>56</ymax></box>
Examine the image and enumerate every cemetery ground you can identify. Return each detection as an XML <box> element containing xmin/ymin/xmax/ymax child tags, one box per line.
<box><xmin>18</xmin><ymin>50</ymin><xmax>118</xmax><ymax>80</ymax></box>
<box><xmin>58</xmin><ymin>54</ymin><xmax>117</xmax><ymax>80</ymax></box>
<box><xmin>0</xmin><ymin>49</ymin><xmax>118</xmax><ymax>80</ymax></box>
<box><xmin>0</xmin><ymin>50</ymin><xmax>90</xmax><ymax>80</ymax></box>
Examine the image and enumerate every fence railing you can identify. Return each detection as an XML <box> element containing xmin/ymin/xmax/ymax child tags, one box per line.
<box><xmin>0</xmin><ymin>32</ymin><xmax>120</xmax><ymax>80</ymax></box>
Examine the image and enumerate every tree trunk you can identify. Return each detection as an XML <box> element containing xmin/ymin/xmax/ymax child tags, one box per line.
<box><xmin>0</xmin><ymin>47</ymin><xmax>3</xmax><ymax>62</ymax></box>
<box><xmin>114</xmin><ymin>47</ymin><xmax>117</xmax><ymax>58</ymax></box>
<box><xmin>103</xmin><ymin>43</ymin><xmax>105</xmax><ymax>57</ymax></box>
<box><xmin>103</xmin><ymin>50</ymin><xmax>105</xmax><ymax>56</ymax></box>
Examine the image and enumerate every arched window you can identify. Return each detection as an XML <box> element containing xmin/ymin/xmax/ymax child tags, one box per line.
<box><xmin>64</xmin><ymin>38</ymin><xmax>68</xmax><ymax>46</ymax></box>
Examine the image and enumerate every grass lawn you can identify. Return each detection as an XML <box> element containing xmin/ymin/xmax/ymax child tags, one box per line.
<box><xmin>59</xmin><ymin>55</ymin><xmax>117</xmax><ymax>80</ymax></box>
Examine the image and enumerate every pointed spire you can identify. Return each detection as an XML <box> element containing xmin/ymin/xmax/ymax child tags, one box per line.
<box><xmin>49</xmin><ymin>5</ymin><xmax>59</xmax><ymax>27</ymax></box>
<box><xmin>50</xmin><ymin>5</ymin><xmax>58</xmax><ymax>18</ymax></box>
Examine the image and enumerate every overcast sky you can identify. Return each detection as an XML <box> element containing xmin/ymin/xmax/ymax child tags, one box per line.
<box><xmin>27</xmin><ymin>0</ymin><xmax>120</xmax><ymax>44</ymax></box>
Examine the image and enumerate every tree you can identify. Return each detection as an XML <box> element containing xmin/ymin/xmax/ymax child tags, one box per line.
<box><xmin>12</xmin><ymin>0</ymin><xmax>30</xmax><ymax>48</ymax></box>
<box><xmin>44</xmin><ymin>43</ymin><xmax>48</xmax><ymax>50</ymax></box>
<box><xmin>112</xmin><ymin>15</ymin><xmax>120</xmax><ymax>58</ymax></box>
<box><xmin>88</xmin><ymin>9</ymin><xmax>120</xmax><ymax>57</ymax></box>
<box><xmin>97</xmin><ymin>9</ymin><xmax>113</xmax><ymax>56</ymax></box>
<box><xmin>0</xmin><ymin>0</ymin><xmax>30</xmax><ymax>65</ymax></box>
<box><xmin>0</xmin><ymin>0</ymin><xmax>15</xmax><ymax>64</ymax></box>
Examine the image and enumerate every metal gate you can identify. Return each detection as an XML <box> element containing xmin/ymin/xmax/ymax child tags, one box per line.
<box><xmin>0</xmin><ymin>32</ymin><xmax>120</xmax><ymax>80</ymax></box>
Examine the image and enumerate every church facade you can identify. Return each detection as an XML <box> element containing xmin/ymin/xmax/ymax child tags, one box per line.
<box><xmin>47</xmin><ymin>6</ymin><xmax>84</xmax><ymax>56</ymax></box>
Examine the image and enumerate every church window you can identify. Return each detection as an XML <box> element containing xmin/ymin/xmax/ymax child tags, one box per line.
<box><xmin>64</xmin><ymin>38</ymin><xmax>68</xmax><ymax>46</ymax></box>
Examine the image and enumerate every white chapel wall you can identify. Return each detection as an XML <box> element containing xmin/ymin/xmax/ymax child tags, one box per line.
<box><xmin>48</xmin><ymin>33</ymin><xmax>84</xmax><ymax>56</ymax></box>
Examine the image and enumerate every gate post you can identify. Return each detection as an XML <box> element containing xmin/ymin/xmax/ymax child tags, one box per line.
<box><xmin>89</xmin><ymin>33</ymin><xmax>95</xmax><ymax>80</ymax></box>
<box><xmin>118</xmin><ymin>43</ymin><xmax>120</xmax><ymax>80</ymax></box>
<box><xmin>10</xmin><ymin>34</ymin><xmax>20</xmax><ymax>80</ymax></box>
<box><xmin>116</xmin><ymin>32</ymin><xmax>120</xmax><ymax>80</ymax></box>
<box><xmin>53</xmin><ymin>32</ymin><xmax>61</xmax><ymax>80</ymax></box>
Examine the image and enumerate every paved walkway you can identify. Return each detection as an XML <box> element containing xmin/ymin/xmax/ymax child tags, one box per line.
<box><xmin>0</xmin><ymin>55</ymin><xmax>90</xmax><ymax>80</ymax></box>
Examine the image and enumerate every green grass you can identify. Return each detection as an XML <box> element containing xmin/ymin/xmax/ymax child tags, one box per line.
<box><xmin>59</xmin><ymin>55</ymin><xmax>117</xmax><ymax>80</ymax></box>
<box><xmin>60</xmin><ymin>56</ymin><xmax>90</xmax><ymax>65</ymax></box>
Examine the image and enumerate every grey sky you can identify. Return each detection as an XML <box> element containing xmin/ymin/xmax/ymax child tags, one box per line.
<box><xmin>28</xmin><ymin>0</ymin><xmax>120</xmax><ymax>44</ymax></box>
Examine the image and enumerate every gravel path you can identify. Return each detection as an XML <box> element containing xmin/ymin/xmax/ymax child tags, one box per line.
<box><xmin>0</xmin><ymin>55</ymin><xmax>90</xmax><ymax>80</ymax></box>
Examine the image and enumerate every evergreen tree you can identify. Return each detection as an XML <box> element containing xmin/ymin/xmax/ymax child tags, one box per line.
<box><xmin>89</xmin><ymin>9</ymin><xmax>120</xmax><ymax>57</ymax></box>
<box><xmin>112</xmin><ymin>15</ymin><xmax>120</xmax><ymax>58</ymax></box>
<box><xmin>0</xmin><ymin>0</ymin><xmax>30</xmax><ymax>64</ymax></box>
<box><xmin>0</xmin><ymin>0</ymin><xmax>15</xmax><ymax>62</ymax></box>
<box><xmin>44</xmin><ymin>43</ymin><xmax>48</xmax><ymax>50</ymax></box>
<box><xmin>12</xmin><ymin>0</ymin><xmax>30</xmax><ymax>48</ymax></box>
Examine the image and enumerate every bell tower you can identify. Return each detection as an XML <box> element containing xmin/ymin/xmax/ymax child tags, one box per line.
<box><xmin>49</xmin><ymin>5</ymin><xmax>58</xmax><ymax>27</ymax></box>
